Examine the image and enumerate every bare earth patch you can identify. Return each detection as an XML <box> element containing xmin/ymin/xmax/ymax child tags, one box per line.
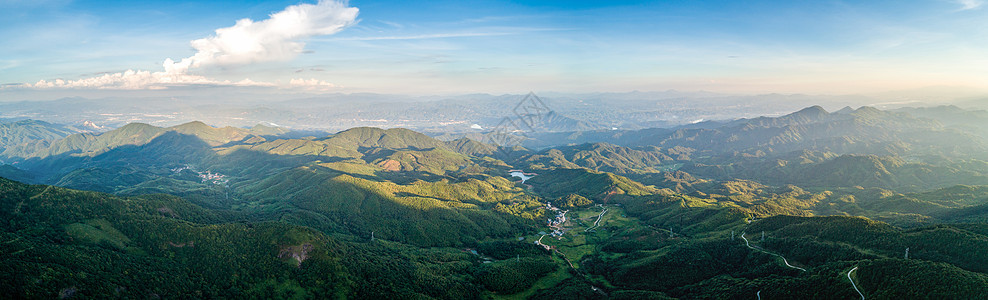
<box><xmin>377</xmin><ymin>159</ymin><xmax>402</xmax><ymax>171</ymax></box>
<box><xmin>156</xmin><ymin>207</ymin><xmax>178</xmax><ymax>218</ymax></box>
<box><xmin>278</xmin><ymin>244</ymin><xmax>314</xmax><ymax>267</ymax></box>
<box><xmin>168</xmin><ymin>241</ymin><xmax>195</xmax><ymax>248</ymax></box>
<box><xmin>58</xmin><ymin>286</ymin><xmax>77</xmax><ymax>299</ymax></box>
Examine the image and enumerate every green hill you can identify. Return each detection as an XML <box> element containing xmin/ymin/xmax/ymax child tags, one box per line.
<box><xmin>445</xmin><ymin>137</ymin><xmax>496</xmax><ymax>157</ymax></box>
<box><xmin>0</xmin><ymin>176</ymin><xmax>561</xmax><ymax>299</ymax></box>
<box><xmin>238</xmin><ymin>165</ymin><xmax>537</xmax><ymax>247</ymax></box>
<box><xmin>325</xmin><ymin>127</ymin><xmax>448</xmax><ymax>151</ymax></box>
<box><xmin>3</xmin><ymin>106</ymin><xmax>988</xmax><ymax>298</ymax></box>
<box><xmin>0</xmin><ymin>177</ymin><xmax>353</xmax><ymax>298</ymax></box>
<box><xmin>527</xmin><ymin>168</ymin><xmax>659</xmax><ymax>202</ymax></box>
<box><xmin>521</xmin><ymin>143</ymin><xmax>682</xmax><ymax>174</ymax></box>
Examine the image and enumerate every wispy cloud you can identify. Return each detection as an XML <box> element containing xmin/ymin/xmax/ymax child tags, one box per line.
<box><xmin>955</xmin><ymin>0</ymin><xmax>984</xmax><ymax>10</ymax></box>
<box><xmin>10</xmin><ymin>0</ymin><xmax>357</xmax><ymax>90</ymax></box>
<box><xmin>330</xmin><ymin>32</ymin><xmax>512</xmax><ymax>41</ymax></box>
<box><xmin>25</xmin><ymin>70</ymin><xmax>274</xmax><ymax>90</ymax></box>
<box><xmin>0</xmin><ymin>60</ymin><xmax>19</xmax><ymax>70</ymax></box>
<box><xmin>325</xmin><ymin>26</ymin><xmax>567</xmax><ymax>42</ymax></box>
<box><xmin>379</xmin><ymin>20</ymin><xmax>404</xmax><ymax>29</ymax></box>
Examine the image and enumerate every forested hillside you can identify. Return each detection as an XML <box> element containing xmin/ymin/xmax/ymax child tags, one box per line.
<box><xmin>2</xmin><ymin>105</ymin><xmax>988</xmax><ymax>298</ymax></box>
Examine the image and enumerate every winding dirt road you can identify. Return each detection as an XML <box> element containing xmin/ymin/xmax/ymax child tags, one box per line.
<box><xmin>741</xmin><ymin>232</ymin><xmax>807</xmax><ymax>272</ymax></box>
<box><xmin>848</xmin><ymin>266</ymin><xmax>865</xmax><ymax>300</ymax></box>
<box><xmin>584</xmin><ymin>206</ymin><xmax>608</xmax><ymax>232</ymax></box>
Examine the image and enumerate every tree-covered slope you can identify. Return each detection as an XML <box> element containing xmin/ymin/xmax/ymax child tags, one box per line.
<box><xmin>2</xmin><ymin>104</ymin><xmax>988</xmax><ymax>298</ymax></box>
<box><xmin>0</xmin><ymin>177</ymin><xmax>352</xmax><ymax>299</ymax></box>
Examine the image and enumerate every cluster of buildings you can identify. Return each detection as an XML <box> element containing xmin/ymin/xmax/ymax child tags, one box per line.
<box><xmin>171</xmin><ymin>165</ymin><xmax>229</xmax><ymax>185</ymax></box>
<box><xmin>198</xmin><ymin>171</ymin><xmax>228</xmax><ymax>185</ymax></box>
<box><xmin>545</xmin><ymin>203</ymin><xmax>569</xmax><ymax>238</ymax></box>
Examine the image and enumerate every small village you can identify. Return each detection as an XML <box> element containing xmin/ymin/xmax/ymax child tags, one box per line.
<box><xmin>545</xmin><ymin>203</ymin><xmax>569</xmax><ymax>238</ymax></box>
<box><xmin>171</xmin><ymin>165</ymin><xmax>229</xmax><ymax>185</ymax></box>
<box><xmin>533</xmin><ymin>202</ymin><xmax>571</xmax><ymax>251</ymax></box>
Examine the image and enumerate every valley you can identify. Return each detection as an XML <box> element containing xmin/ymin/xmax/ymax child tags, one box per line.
<box><xmin>1</xmin><ymin>105</ymin><xmax>988</xmax><ymax>298</ymax></box>
<box><xmin>6</xmin><ymin>0</ymin><xmax>988</xmax><ymax>298</ymax></box>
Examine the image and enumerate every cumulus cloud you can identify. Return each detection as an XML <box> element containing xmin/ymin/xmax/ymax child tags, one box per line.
<box><xmin>163</xmin><ymin>0</ymin><xmax>358</xmax><ymax>74</ymax></box>
<box><xmin>956</xmin><ymin>0</ymin><xmax>984</xmax><ymax>10</ymax></box>
<box><xmin>15</xmin><ymin>0</ymin><xmax>357</xmax><ymax>90</ymax></box>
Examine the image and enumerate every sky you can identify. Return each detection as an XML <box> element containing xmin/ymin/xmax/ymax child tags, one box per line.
<box><xmin>1</xmin><ymin>0</ymin><xmax>986</xmax><ymax>97</ymax></box>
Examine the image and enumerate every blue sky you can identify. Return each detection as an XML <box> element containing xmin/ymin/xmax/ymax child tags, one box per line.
<box><xmin>1</xmin><ymin>0</ymin><xmax>986</xmax><ymax>95</ymax></box>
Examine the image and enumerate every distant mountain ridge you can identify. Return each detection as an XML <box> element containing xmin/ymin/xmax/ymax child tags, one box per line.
<box><xmin>0</xmin><ymin>119</ymin><xmax>84</xmax><ymax>162</ymax></box>
<box><xmin>2</xmin><ymin>105</ymin><xmax>988</xmax><ymax>298</ymax></box>
<box><xmin>3</xmin><ymin>121</ymin><xmax>289</xmax><ymax>161</ymax></box>
<box><xmin>520</xmin><ymin>105</ymin><xmax>986</xmax><ymax>160</ymax></box>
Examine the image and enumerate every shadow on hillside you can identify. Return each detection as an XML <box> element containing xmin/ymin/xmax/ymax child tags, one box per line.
<box><xmin>10</xmin><ymin>131</ymin><xmax>539</xmax><ymax>248</ymax></box>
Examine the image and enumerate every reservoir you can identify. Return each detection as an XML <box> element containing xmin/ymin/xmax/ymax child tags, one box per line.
<box><xmin>509</xmin><ymin>170</ymin><xmax>535</xmax><ymax>183</ymax></box>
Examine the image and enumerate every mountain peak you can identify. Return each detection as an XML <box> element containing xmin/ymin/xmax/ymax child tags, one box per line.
<box><xmin>330</xmin><ymin>127</ymin><xmax>445</xmax><ymax>150</ymax></box>
<box><xmin>795</xmin><ymin>105</ymin><xmax>828</xmax><ymax>115</ymax></box>
<box><xmin>834</xmin><ymin>106</ymin><xmax>855</xmax><ymax>114</ymax></box>
<box><xmin>119</xmin><ymin>122</ymin><xmax>154</xmax><ymax>128</ymax></box>
<box><xmin>116</xmin><ymin>122</ymin><xmax>159</xmax><ymax>133</ymax></box>
<box><xmin>781</xmin><ymin>105</ymin><xmax>829</xmax><ymax>122</ymax></box>
<box><xmin>171</xmin><ymin>121</ymin><xmax>212</xmax><ymax>131</ymax></box>
<box><xmin>251</xmin><ymin>123</ymin><xmax>275</xmax><ymax>130</ymax></box>
<box><xmin>250</xmin><ymin>123</ymin><xmax>289</xmax><ymax>135</ymax></box>
<box><xmin>337</xmin><ymin>126</ymin><xmax>384</xmax><ymax>134</ymax></box>
<box><xmin>853</xmin><ymin>106</ymin><xmax>883</xmax><ymax>116</ymax></box>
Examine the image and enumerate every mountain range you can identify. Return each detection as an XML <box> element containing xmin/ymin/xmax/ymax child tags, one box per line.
<box><xmin>2</xmin><ymin>104</ymin><xmax>987</xmax><ymax>298</ymax></box>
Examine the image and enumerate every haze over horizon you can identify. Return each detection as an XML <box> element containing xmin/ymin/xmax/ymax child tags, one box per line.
<box><xmin>6</xmin><ymin>2</ymin><xmax>988</xmax><ymax>298</ymax></box>
<box><xmin>2</xmin><ymin>0</ymin><xmax>987</xmax><ymax>99</ymax></box>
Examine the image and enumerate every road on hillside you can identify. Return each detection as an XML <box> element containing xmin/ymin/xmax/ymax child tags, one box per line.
<box><xmin>848</xmin><ymin>266</ymin><xmax>865</xmax><ymax>300</ymax></box>
<box><xmin>585</xmin><ymin>206</ymin><xmax>608</xmax><ymax>232</ymax></box>
<box><xmin>741</xmin><ymin>232</ymin><xmax>807</xmax><ymax>272</ymax></box>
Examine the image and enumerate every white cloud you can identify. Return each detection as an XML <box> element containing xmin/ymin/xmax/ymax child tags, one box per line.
<box><xmin>289</xmin><ymin>78</ymin><xmax>339</xmax><ymax>91</ymax></box>
<box><xmin>163</xmin><ymin>0</ymin><xmax>358</xmax><ymax>74</ymax></box>
<box><xmin>24</xmin><ymin>69</ymin><xmax>278</xmax><ymax>90</ymax></box>
<box><xmin>956</xmin><ymin>0</ymin><xmax>984</xmax><ymax>10</ymax></box>
<box><xmin>13</xmin><ymin>0</ymin><xmax>358</xmax><ymax>90</ymax></box>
